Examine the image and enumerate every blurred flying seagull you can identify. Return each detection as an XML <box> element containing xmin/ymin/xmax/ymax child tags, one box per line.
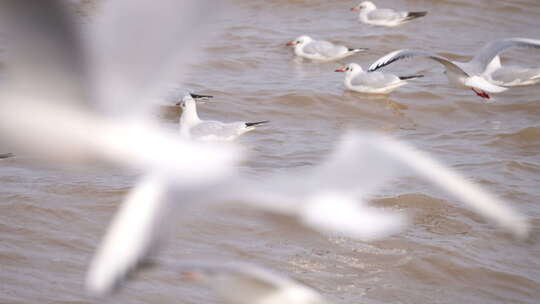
<box><xmin>86</xmin><ymin>132</ymin><xmax>530</xmax><ymax>296</ymax></box>
<box><xmin>178</xmin><ymin>94</ymin><xmax>269</xmax><ymax>141</ymax></box>
<box><xmin>368</xmin><ymin>38</ymin><xmax>540</xmax><ymax>99</ymax></box>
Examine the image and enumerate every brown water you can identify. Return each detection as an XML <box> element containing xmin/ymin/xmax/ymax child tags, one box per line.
<box><xmin>2</xmin><ymin>0</ymin><xmax>540</xmax><ymax>303</ymax></box>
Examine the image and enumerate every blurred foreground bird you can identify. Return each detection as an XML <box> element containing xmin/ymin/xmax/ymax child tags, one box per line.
<box><xmin>86</xmin><ymin>132</ymin><xmax>530</xmax><ymax>296</ymax></box>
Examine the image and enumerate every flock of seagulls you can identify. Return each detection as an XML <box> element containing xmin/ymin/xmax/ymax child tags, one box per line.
<box><xmin>0</xmin><ymin>1</ymin><xmax>535</xmax><ymax>303</ymax></box>
<box><xmin>286</xmin><ymin>3</ymin><xmax>540</xmax><ymax>100</ymax></box>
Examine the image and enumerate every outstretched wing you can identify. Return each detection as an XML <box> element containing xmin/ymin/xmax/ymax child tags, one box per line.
<box><xmin>471</xmin><ymin>38</ymin><xmax>540</xmax><ymax>73</ymax></box>
<box><xmin>228</xmin><ymin>132</ymin><xmax>530</xmax><ymax>239</ymax></box>
<box><xmin>86</xmin><ymin>175</ymin><xmax>174</xmax><ymax>295</ymax></box>
<box><xmin>368</xmin><ymin>49</ymin><xmax>469</xmax><ymax>77</ymax></box>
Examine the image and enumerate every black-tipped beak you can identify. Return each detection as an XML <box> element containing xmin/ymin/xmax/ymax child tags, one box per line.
<box><xmin>190</xmin><ymin>93</ymin><xmax>213</xmax><ymax>100</ymax></box>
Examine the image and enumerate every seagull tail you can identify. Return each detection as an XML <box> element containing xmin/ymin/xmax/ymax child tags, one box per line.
<box><xmin>399</xmin><ymin>74</ymin><xmax>424</xmax><ymax>80</ymax></box>
<box><xmin>405</xmin><ymin>11</ymin><xmax>428</xmax><ymax>20</ymax></box>
<box><xmin>0</xmin><ymin>153</ymin><xmax>15</xmax><ymax>159</ymax></box>
<box><xmin>245</xmin><ymin>120</ymin><xmax>270</xmax><ymax>127</ymax></box>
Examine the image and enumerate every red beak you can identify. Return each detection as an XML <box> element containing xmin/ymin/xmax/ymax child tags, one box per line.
<box><xmin>351</xmin><ymin>7</ymin><xmax>360</xmax><ymax>11</ymax></box>
<box><xmin>335</xmin><ymin>68</ymin><xmax>345</xmax><ymax>72</ymax></box>
<box><xmin>286</xmin><ymin>42</ymin><xmax>295</xmax><ymax>46</ymax></box>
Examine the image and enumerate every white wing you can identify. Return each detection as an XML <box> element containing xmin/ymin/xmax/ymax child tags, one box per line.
<box><xmin>352</xmin><ymin>72</ymin><xmax>401</xmax><ymax>88</ymax></box>
<box><xmin>304</xmin><ymin>40</ymin><xmax>347</xmax><ymax>58</ymax></box>
<box><xmin>470</xmin><ymin>38</ymin><xmax>540</xmax><ymax>73</ymax></box>
<box><xmin>368</xmin><ymin>49</ymin><xmax>469</xmax><ymax>77</ymax></box>
<box><xmin>190</xmin><ymin>121</ymin><xmax>246</xmax><ymax>140</ymax></box>
<box><xmin>375</xmin><ymin>135</ymin><xmax>529</xmax><ymax>238</ymax></box>
<box><xmin>87</xmin><ymin>0</ymin><xmax>219</xmax><ymax>116</ymax></box>
<box><xmin>368</xmin><ymin>8</ymin><xmax>404</xmax><ymax>22</ymax></box>
<box><xmin>86</xmin><ymin>175</ymin><xmax>173</xmax><ymax>295</ymax></box>
<box><xmin>227</xmin><ymin>132</ymin><xmax>529</xmax><ymax>239</ymax></box>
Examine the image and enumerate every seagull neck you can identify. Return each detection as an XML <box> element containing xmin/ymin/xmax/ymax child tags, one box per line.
<box><xmin>180</xmin><ymin>102</ymin><xmax>201</xmax><ymax>126</ymax></box>
<box><xmin>359</xmin><ymin>8</ymin><xmax>373</xmax><ymax>21</ymax></box>
<box><xmin>294</xmin><ymin>44</ymin><xmax>305</xmax><ymax>56</ymax></box>
<box><xmin>345</xmin><ymin>70</ymin><xmax>362</xmax><ymax>83</ymax></box>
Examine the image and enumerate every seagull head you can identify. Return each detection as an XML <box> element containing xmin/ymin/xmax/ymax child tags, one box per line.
<box><xmin>286</xmin><ymin>35</ymin><xmax>312</xmax><ymax>47</ymax></box>
<box><xmin>176</xmin><ymin>93</ymin><xmax>197</xmax><ymax>109</ymax></box>
<box><xmin>351</xmin><ymin>1</ymin><xmax>375</xmax><ymax>11</ymax></box>
<box><xmin>176</xmin><ymin>92</ymin><xmax>212</xmax><ymax>107</ymax></box>
<box><xmin>335</xmin><ymin>63</ymin><xmax>363</xmax><ymax>75</ymax></box>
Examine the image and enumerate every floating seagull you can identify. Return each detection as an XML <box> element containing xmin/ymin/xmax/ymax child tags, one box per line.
<box><xmin>286</xmin><ymin>35</ymin><xmax>367</xmax><ymax>62</ymax></box>
<box><xmin>178</xmin><ymin>94</ymin><xmax>269</xmax><ymax>141</ymax></box>
<box><xmin>351</xmin><ymin>1</ymin><xmax>427</xmax><ymax>27</ymax></box>
<box><xmin>368</xmin><ymin>38</ymin><xmax>540</xmax><ymax>99</ymax></box>
<box><xmin>335</xmin><ymin>63</ymin><xmax>423</xmax><ymax>94</ymax></box>
<box><xmin>86</xmin><ymin>132</ymin><xmax>530</xmax><ymax>296</ymax></box>
<box><xmin>483</xmin><ymin>56</ymin><xmax>540</xmax><ymax>87</ymax></box>
<box><xmin>177</xmin><ymin>262</ymin><xmax>328</xmax><ymax>304</ymax></box>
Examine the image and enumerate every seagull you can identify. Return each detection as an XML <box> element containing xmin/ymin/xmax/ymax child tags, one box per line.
<box><xmin>483</xmin><ymin>56</ymin><xmax>540</xmax><ymax>87</ymax></box>
<box><xmin>177</xmin><ymin>262</ymin><xmax>328</xmax><ymax>304</ymax></box>
<box><xmin>178</xmin><ymin>94</ymin><xmax>269</xmax><ymax>141</ymax></box>
<box><xmin>335</xmin><ymin>63</ymin><xmax>423</xmax><ymax>94</ymax></box>
<box><xmin>368</xmin><ymin>38</ymin><xmax>540</xmax><ymax>99</ymax></box>
<box><xmin>86</xmin><ymin>132</ymin><xmax>530</xmax><ymax>296</ymax></box>
<box><xmin>286</xmin><ymin>35</ymin><xmax>367</xmax><ymax>61</ymax></box>
<box><xmin>351</xmin><ymin>1</ymin><xmax>427</xmax><ymax>27</ymax></box>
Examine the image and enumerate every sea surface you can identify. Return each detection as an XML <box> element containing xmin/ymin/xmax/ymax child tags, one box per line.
<box><xmin>1</xmin><ymin>0</ymin><xmax>540</xmax><ymax>303</ymax></box>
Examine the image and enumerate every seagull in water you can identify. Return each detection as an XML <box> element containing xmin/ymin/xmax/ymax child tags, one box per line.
<box><xmin>286</xmin><ymin>35</ymin><xmax>367</xmax><ymax>62</ymax></box>
<box><xmin>177</xmin><ymin>262</ymin><xmax>328</xmax><ymax>304</ymax></box>
<box><xmin>351</xmin><ymin>1</ymin><xmax>427</xmax><ymax>27</ymax></box>
<box><xmin>178</xmin><ymin>94</ymin><xmax>269</xmax><ymax>141</ymax></box>
<box><xmin>368</xmin><ymin>38</ymin><xmax>540</xmax><ymax>99</ymax></box>
<box><xmin>483</xmin><ymin>56</ymin><xmax>540</xmax><ymax>87</ymax></box>
<box><xmin>335</xmin><ymin>63</ymin><xmax>423</xmax><ymax>94</ymax></box>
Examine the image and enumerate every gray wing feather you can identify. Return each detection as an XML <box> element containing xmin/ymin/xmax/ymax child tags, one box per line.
<box><xmin>352</xmin><ymin>72</ymin><xmax>400</xmax><ymax>87</ymax></box>
<box><xmin>304</xmin><ymin>40</ymin><xmax>347</xmax><ymax>57</ymax></box>
<box><xmin>368</xmin><ymin>49</ymin><xmax>468</xmax><ymax>76</ymax></box>
<box><xmin>368</xmin><ymin>9</ymin><xmax>405</xmax><ymax>21</ymax></box>
<box><xmin>471</xmin><ymin>38</ymin><xmax>540</xmax><ymax>72</ymax></box>
<box><xmin>190</xmin><ymin>121</ymin><xmax>244</xmax><ymax>139</ymax></box>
